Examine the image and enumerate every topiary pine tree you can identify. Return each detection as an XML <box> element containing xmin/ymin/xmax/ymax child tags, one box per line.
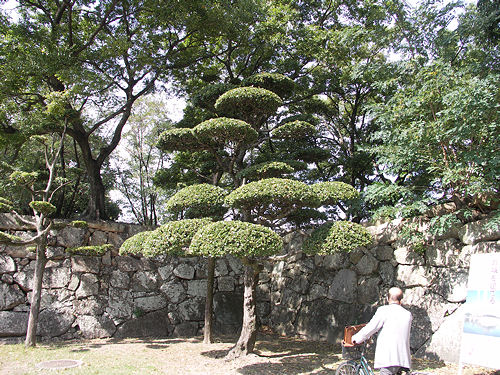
<box><xmin>153</xmin><ymin>73</ymin><xmax>372</xmax><ymax>358</ymax></box>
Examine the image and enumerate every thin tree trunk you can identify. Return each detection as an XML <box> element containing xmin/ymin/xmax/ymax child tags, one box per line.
<box><xmin>204</xmin><ymin>257</ymin><xmax>215</xmax><ymax>344</ymax></box>
<box><xmin>226</xmin><ymin>261</ymin><xmax>259</xmax><ymax>358</ymax></box>
<box><xmin>25</xmin><ymin>241</ymin><xmax>47</xmax><ymax>347</ymax></box>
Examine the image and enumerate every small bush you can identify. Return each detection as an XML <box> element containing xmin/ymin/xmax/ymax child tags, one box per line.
<box><xmin>272</xmin><ymin>121</ymin><xmax>317</xmax><ymax>139</ymax></box>
<box><xmin>10</xmin><ymin>171</ymin><xmax>38</xmax><ymax>186</ymax></box>
<box><xmin>0</xmin><ymin>231</ymin><xmax>22</xmax><ymax>243</ymax></box>
<box><xmin>237</xmin><ymin>161</ymin><xmax>295</xmax><ymax>181</ymax></box>
<box><xmin>302</xmin><ymin>221</ymin><xmax>372</xmax><ymax>255</ymax></box>
<box><xmin>214</xmin><ymin>87</ymin><xmax>282</xmax><ymax>125</ymax></box>
<box><xmin>190</xmin><ymin>220</ymin><xmax>283</xmax><ymax>258</ymax></box>
<box><xmin>166</xmin><ymin>184</ymin><xmax>228</xmax><ymax>219</ymax></box>
<box><xmin>0</xmin><ymin>197</ymin><xmax>13</xmax><ymax>212</ymax></box>
<box><xmin>312</xmin><ymin>181</ymin><xmax>359</xmax><ymax>206</ymax></box>
<box><xmin>193</xmin><ymin>117</ymin><xmax>258</xmax><ymax>147</ymax></box>
<box><xmin>29</xmin><ymin>201</ymin><xmax>56</xmax><ymax>216</ymax></box>
<box><xmin>119</xmin><ymin>231</ymin><xmax>152</xmax><ymax>256</ymax></box>
<box><xmin>242</xmin><ymin>73</ymin><xmax>296</xmax><ymax>99</ymax></box>
<box><xmin>70</xmin><ymin>220</ymin><xmax>88</xmax><ymax>228</ymax></box>
<box><xmin>157</xmin><ymin>128</ymin><xmax>200</xmax><ymax>152</ymax></box>
<box><xmin>226</xmin><ymin>178</ymin><xmax>320</xmax><ymax>210</ymax></box>
<box><xmin>142</xmin><ymin>218</ymin><xmax>213</xmax><ymax>257</ymax></box>
<box><xmin>67</xmin><ymin>244</ymin><xmax>114</xmax><ymax>256</ymax></box>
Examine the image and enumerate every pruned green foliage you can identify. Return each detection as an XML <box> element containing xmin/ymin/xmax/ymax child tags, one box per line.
<box><xmin>302</xmin><ymin>221</ymin><xmax>372</xmax><ymax>255</ymax></box>
<box><xmin>70</xmin><ymin>220</ymin><xmax>88</xmax><ymax>228</ymax></box>
<box><xmin>192</xmin><ymin>83</ymin><xmax>237</xmax><ymax>110</ymax></box>
<box><xmin>166</xmin><ymin>184</ymin><xmax>228</xmax><ymax>219</ymax></box>
<box><xmin>119</xmin><ymin>231</ymin><xmax>152</xmax><ymax>256</ymax></box>
<box><xmin>312</xmin><ymin>182</ymin><xmax>359</xmax><ymax>206</ymax></box>
<box><xmin>9</xmin><ymin>171</ymin><xmax>38</xmax><ymax>186</ymax></box>
<box><xmin>157</xmin><ymin>128</ymin><xmax>200</xmax><ymax>152</ymax></box>
<box><xmin>29</xmin><ymin>201</ymin><xmax>56</xmax><ymax>216</ymax></box>
<box><xmin>272</xmin><ymin>121</ymin><xmax>317</xmax><ymax>140</ymax></box>
<box><xmin>66</xmin><ymin>244</ymin><xmax>113</xmax><ymax>256</ymax></box>
<box><xmin>237</xmin><ymin>161</ymin><xmax>295</xmax><ymax>181</ymax></box>
<box><xmin>141</xmin><ymin>218</ymin><xmax>212</xmax><ymax>257</ymax></box>
<box><xmin>0</xmin><ymin>197</ymin><xmax>13</xmax><ymax>212</ymax></box>
<box><xmin>190</xmin><ymin>220</ymin><xmax>283</xmax><ymax>258</ymax></box>
<box><xmin>214</xmin><ymin>87</ymin><xmax>282</xmax><ymax>126</ymax></box>
<box><xmin>193</xmin><ymin>117</ymin><xmax>258</xmax><ymax>147</ymax></box>
<box><xmin>225</xmin><ymin>178</ymin><xmax>320</xmax><ymax>210</ymax></box>
<box><xmin>0</xmin><ymin>231</ymin><xmax>23</xmax><ymax>243</ymax></box>
<box><xmin>242</xmin><ymin>73</ymin><xmax>296</xmax><ymax>99</ymax></box>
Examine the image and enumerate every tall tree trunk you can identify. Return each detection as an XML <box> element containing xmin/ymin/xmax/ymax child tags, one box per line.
<box><xmin>204</xmin><ymin>257</ymin><xmax>215</xmax><ymax>344</ymax></box>
<box><xmin>226</xmin><ymin>261</ymin><xmax>260</xmax><ymax>358</ymax></box>
<box><xmin>25</xmin><ymin>240</ymin><xmax>47</xmax><ymax>347</ymax></box>
<box><xmin>84</xmin><ymin>159</ymin><xmax>107</xmax><ymax>220</ymax></box>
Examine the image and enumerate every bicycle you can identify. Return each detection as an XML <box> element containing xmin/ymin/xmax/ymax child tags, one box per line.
<box><xmin>335</xmin><ymin>341</ymin><xmax>375</xmax><ymax>375</ymax></box>
<box><xmin>336</xmin><ymin>324</ymin><xmax>413</xmax><ymax>375</ymax></box>
<box><xmin>335</xmin><ymin>341</ymin><xmax>425</xmax><ymax>375</ymax></box>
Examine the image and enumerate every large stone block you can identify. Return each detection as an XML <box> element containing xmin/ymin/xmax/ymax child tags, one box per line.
<box><xmin>134</xmin><ymin>295</ymin><xmax>167</xmax><ymax>312</ymax></box>
<box><xmin>57</xmin><ymin>226</ymin><xmax>87</xmax><ymax>248</ymax></box>
<box><xmin>0</xmin><ymin>283</ymin><xmax>25</xmax><ymax>310</ymax></box>
<box><xmin>114</xmin><ymin>309</ymin><xmax>171</xmax><ymax>338</ymax></box>
<box><xmin>459</xmin><ymin>218</ymin><xmax>500</xmax><ymax>245</ymax></box>
<box><xmin>374</xmin><ymin>245</ymin><xmax>394</xmax><ymax>261</ymax></box>
<box><xmin>131</xmin><ymin>271</ymin><xmax>158</xmax><ymax>291</ymax></box>
<box><xmin>396</xmin><ymin>265</ymin><xmax>430</xmax><ymax>287</ymax></box>
<box><xmin>217</xmin><ymin>276</ymin><xmax>235</xmax><ymax>292</ymax></box>
<box><xmin>75</xmin><ymin>273</ymin><xmax>99</xmax><ymax>299</ymax></box>
<box><xmin>459</xmin><ymin>241</ymin><xmax>500</xmax><ymax>267</ymax></box>
<box><xmin>356</xmin><ymin>254</ymin><xmax>379</xmax><ymax>275</ymax></box>
<box><xmin>117</xmin><ymin>256</ymin><xmax>142</xmax><ymax>272</ymax></box>
<box><xmin>37</xmin><ymin>309</ymin><xmax>75</xmax><ymax>337</ymax></box>
<box><xmin>160</xmin><ymin>281</ymin><xmax>186</xmax><ymax>304</ymax></box>
<box><xmin>357</xmin><ymin>277</ymin><xmax>380</xmax><ymax>304</ymax></box>
<box><xmin>110</xmin><ymin>270</ymin><xmax>130</xmax><ymax>289</ymax></box>
<box><xmin>0</xmin><ymin>311</ymin><xmax>28</xmax><ymax>336</ymax></box>
<box><xmin>213</xmin><ymin>292</ymin><xmax>243</xmax><ymax>335</ymax></box>
<box><xmin>425</xmin><ymin>239</ymin><xmax>461</xmax><ymax>267</ymax></box>
<box><xmin>71</xmin><ymin>256</ymin><xmax>100</xmax><ymax>273</ymax></box>
<box><xmin>176</xmin><ymin>298</ymin><xmax>204</xmax><ymax>321</ymax></box>
<box><xmin>173</xmin><ymin>264</ymin><xmax>195</xmax><ymax>280</ymax></box>
<box><xmin>365</xmin><ymin>218</ymin><xmax>403</xmax><ymax>244</ymax></box>
<box><xmin>327</xmin><ymin>269</ymin><xmax>357</xmax><ymax>303</ymax></box>
<box><xmin>0</xmin><ymin>254</ymin><xmax>16</xmax><ymax>273</ymax></box>
<box><xmin>415</xmin><ymin>305</ymin><xmax>465</xmax><ymax>362</ymax></box>
<box><xmin>187</xmin><ymin>280</ymin><xmax>207</xmax><ymax>297</ymax></box>
<box><xmin>429</xmin><ymin>268</ymin><xmax>468</xmax><ymax>303</ymax></box>
<box><xmin>393</xmin><ymin>247</ymin><xmax>425</xmax><ymax>265</ymax></box>
<box><xmin>76</xmin><ymin>314</ymin><xmax>116</xmax><ymax>339</ymax></box>
<box><xmin>106</xmin><ymin>288</ymin><xmax>133</xmax><ymax>319</ymax></box>
<box><xmin>157</xmin><ymin>264</ymin><xmax>174</xmax><ymax>281</ymax></box>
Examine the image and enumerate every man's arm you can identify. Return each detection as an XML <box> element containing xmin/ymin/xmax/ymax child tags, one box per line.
<box><xmin>352</xmin><ymin>308</ymin><xmax>384</xmax><ymax>344</ymax></box>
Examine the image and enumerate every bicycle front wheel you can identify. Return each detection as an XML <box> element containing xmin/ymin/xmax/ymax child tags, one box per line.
<box><xmin>335</xmin><ymin>361</ymin><xmax>358</xmax><ymax>375</ymax></box>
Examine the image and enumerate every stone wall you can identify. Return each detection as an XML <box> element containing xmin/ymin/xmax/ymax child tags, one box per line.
<box><xmin>1</xmin><ymin>212</ymin><xmax>499</xmax><ymax>363</ymax></box>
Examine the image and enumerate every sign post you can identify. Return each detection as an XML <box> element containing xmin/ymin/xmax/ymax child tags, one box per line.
<box><xmin>459</xmin><ymin>253</ymin><xmax>500</xmax><ymax>374</ymax></box>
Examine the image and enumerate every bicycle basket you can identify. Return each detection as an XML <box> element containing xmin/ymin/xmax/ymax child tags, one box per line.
<box><xmin>341</xmin><ymin>324</ymin><xmax>366</xmax><ymax>360</ymax></box>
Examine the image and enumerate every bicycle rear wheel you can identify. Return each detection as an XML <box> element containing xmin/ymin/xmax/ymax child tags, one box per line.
<box><xmin>335</xmin><ymin>361</ymin><xmax>358</xmax><ymax>375</ymax></box>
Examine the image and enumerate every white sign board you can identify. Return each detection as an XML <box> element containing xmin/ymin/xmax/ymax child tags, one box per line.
<box><xmin>460</xmin><ymin>253</ymin><xmax>500</xmax><ymax>370</ymax></box>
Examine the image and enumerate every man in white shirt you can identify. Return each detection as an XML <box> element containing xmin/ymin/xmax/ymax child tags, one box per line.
<box><xmin>352</xmin><ymin>287</ymin><xmax>412</xmax><ymax>375</ymax></box>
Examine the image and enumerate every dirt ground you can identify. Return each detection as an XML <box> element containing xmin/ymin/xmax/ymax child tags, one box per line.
<box><xmin>1</xmin><ymin>334</ymin><xmax>499</xmax><ymax>375</ymax></box>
